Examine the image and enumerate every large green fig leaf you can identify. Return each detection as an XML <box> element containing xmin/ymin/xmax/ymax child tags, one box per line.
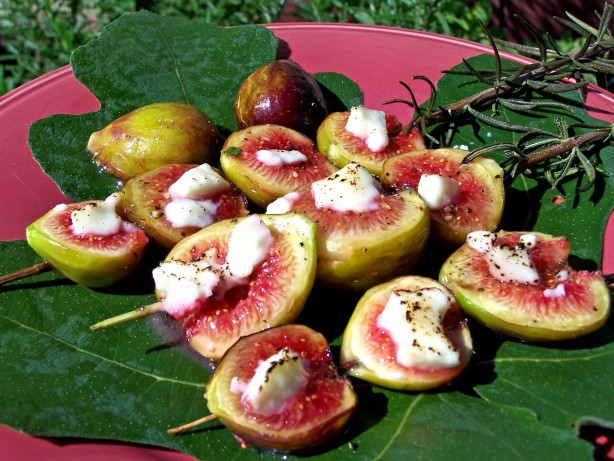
<box><xmin>27</xmin><ymin>12</ymin><xmax>362</xmax><ymax>204</ymax></box>
<box><xmin>470</xmin><ymin>316</ymin><xmax>614</xmax><ymax>430</ymax></box>
<box><xmin>28</xmin><ymin>11</ymin><xmax>279</xmax><ymax>202</ymax></box>
<box><xmin>0</xmin><ymin>241</ymin><xmax>598</xmax><ymax>460</ymax></box>
<box><xmin>428</xmin><ymin>54</ymin><xmax>614</xmax><ymax>264</ymax></box>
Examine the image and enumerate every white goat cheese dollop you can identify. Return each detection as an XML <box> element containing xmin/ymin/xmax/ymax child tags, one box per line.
<box><xmin>153</xmin><ymin>215</ymin><xmax>274</xmax><ymax>317</ymax></box>
<box><xmin>164</xmin><ymin>198</ymin><xmax>218</xmax><ymax>228</ymax></box>
<box><xmin>164</xmin><ymin>164</ymin><xmax>231</xmax><ymax>228</ymax></box>
<box><xmin>70</xmin><ymin>193</ymin><xmax>123</xmax><ymax>236</ymax></box>
<box><xmin>417</xmin><ymin>174</ymin><xmax>461</xmax><ymax>210</ymax></box>
<box><xmin>226</xmin><ymin>214</ymin><xmax>275</xmax><ymax>278</ymax></box>
<box><xmin>168</xmin><ymin>163</ymin><xmax>231</xmax><ymax>199</ymax></box>
<box><xmin>232</xmin><ymin>347</ymin><xmax>308</xmax><ymax>416</ymax></box>
<box><xmin>311</xmin><ymin>162</ymin><xmax>380</xmax><ymax>213</ymax></box>
<box><xmin>345</xmin><ymin>105</ymin><xmax>389</xmax><ymax>152</ymax></box>
<box><xmin>467</xmin><ymin>231</ymin><xmax>542</xmax><ymax>285</ymax></box>
<box><xmin>466</xmin><ymin>231</ymin><xmax>497</xmax><ymax>253</ymax></box>
<box><xmin>256</xmin><ymin>149</ymin><xmax>308</xmax><ymax>167</ymax></box>
<box><xmin>377</xmin><ymin>287</ymin><xmax>460</xmax><ymax>368</ymax></box>
<box><xmin>266</xmin><ymin>191</ymin><xmax>301</xmax><ymax>215</ymax></box>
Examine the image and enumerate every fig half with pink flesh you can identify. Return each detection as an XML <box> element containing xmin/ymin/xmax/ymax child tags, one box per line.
<box><xmin>164</xmin><ymin>213</ymin><xmax>317</xmax><ymax>360</ymax></box>
<box><xmin>205</xmin><ymin>324</ymin><xmax>357</xmax><ymax>453</ymax></box>
<box><xmin>382</xmin><ymin>148</ymin><xmax>505</xmax><ymax>247</ymax></box>
<box><xmin>341</xmin><ymin>276</ymin><xmax>473</xmax><ymax>391</ymax></box>
<box><xmin>220</xmin><ymin>124</ymin><xmax>338</xmax><ymax>208</ymax></box>
<box><xmin>120</xmin><ymin>163</ymin><xmax>249</xmax><ymax>248</ymax></box>
<box><xmin>267</xmin><ymin>162</ymin><xmax>430</xmax><ymax>291</ymax></box>
<box><xmin>439</xmin><ymin>230</ymin><xmax>611</xmax><ymax>341</ymax></box>
<box><xmin>316</xmin><ymin>109</ymin><xmax>426</xmax><ymax>176</ymax></box>
<box><xmin>88</xmin><ymin>102</ymin><xmax>219</xmax><ymax>180</ymax></box>
<box><xmin>25</xmin><ymin>197</ymin><xmax>149</xmax><ymax>287</ymax></box>
<box><xmin>234</xmin><ymin>59</ymin><xmax>328</xmax><ymax>137</ymax></box>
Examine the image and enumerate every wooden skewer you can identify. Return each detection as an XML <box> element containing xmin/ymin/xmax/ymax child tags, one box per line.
<box><xmin>89</xmin><ymin>301</ymin><xmax>166</xmax><ymax>331</ymax></box>
<box><xmin>0</xmin><ymin>261</ymin><xmax>52</xmax><ymax>286</ymax></box>
<box><xmin>167</xmin><ymin>414</ymin><xmax>218</xmax><ymax>435</ymax></box>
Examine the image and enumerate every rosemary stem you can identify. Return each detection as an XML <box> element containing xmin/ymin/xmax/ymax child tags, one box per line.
<box><xmin>518</xmin><ymin>127</ymin><xmax>611</xmax><ymax>169</ymax></box>
<box><xmin>417</xmin><ymin>41</ymin><xmax>612</xmax><ymax>129</ymax></box>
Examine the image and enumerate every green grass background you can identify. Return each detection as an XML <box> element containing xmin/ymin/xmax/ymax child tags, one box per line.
<box><xmin>1</xmin><ymin>0</ymin><xmax>597</xmax><ymax>96</ymax></box>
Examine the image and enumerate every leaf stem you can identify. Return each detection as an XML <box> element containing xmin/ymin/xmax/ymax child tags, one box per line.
<box><xmin>0</xmin><ymin>261</ymin><xmax>52</xmax><ymax>286</ymax></box>
<box><xmin>90</xmin><ymin>301</ymin><xmax>166</xmax><ymax>331</ymax></box>
<box><xmin>167</xmin><ymin>414</ymin><xmax>218</xmax><ymax>435</ymax></box>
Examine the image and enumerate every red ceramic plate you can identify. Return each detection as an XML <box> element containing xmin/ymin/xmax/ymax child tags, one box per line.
<box><xmin>0</xmin><ymin>22</ymin><xmax>613</xmax><ymax>460</ymax></box>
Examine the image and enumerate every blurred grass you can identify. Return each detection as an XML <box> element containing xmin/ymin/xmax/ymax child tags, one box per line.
<box><xmin>0</xmin><ymin>0</ymin><xmax>498</xmax><ymax>95</ymax></box>
<box><xmin>1</xmin><ymin>0</ymin><xmax>593</xmax><ymax>96</ymax></box>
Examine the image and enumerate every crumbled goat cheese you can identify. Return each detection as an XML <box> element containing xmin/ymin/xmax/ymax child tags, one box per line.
<box><xmin>377</xmin><ymin>287</ymin><xmax>460</xmax><ymax>368</ymax></box>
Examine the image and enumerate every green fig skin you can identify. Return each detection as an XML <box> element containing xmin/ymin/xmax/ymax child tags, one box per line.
<box><xmin>88</xmin><ymin>102</ymin><xmax>219</xmax><ymax>181</ymax></box>
<box><xmin>234</xmin><ymin>59</ymin><xmax>328</xmax><ymax>137</ymax></box>
<box><xmin>275</xmin><ymin>184</ymin><xmax>430</xmax><ymax>291</ymax></box>
<box><xmin>439</xmin><ymin>230</ymin><xmax>611</xmax><ymax>341</ymax></box>
<box><xmin>25</xmin><ymin>201</ymin><xmax>149</xmax><ymax>287</ymax></box>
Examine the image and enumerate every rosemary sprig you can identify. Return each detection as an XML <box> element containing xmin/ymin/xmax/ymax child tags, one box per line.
<box><xmin>387</xmin><ymin>3</ymin><xmax>614</xmax><ymax>190</ymax></box>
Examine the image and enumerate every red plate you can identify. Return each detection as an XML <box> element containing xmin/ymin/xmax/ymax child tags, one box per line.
<box><xmin>0</xmin><ymin>22</ymin><xmax>612</xmax><ymax>460</ymax></box>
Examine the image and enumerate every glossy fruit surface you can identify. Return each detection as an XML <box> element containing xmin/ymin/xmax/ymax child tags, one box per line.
<box><xmin>382</xmin><ymin>148</ymin><xmax>504</xmax><ymax>246</ymax></box>
<box><xmin>270</xmin><ymin>168</ymin><xmax>430</xmax><ymax>291</ymax></box>
<box><xmin>87</xmin><ymin>102</ymin><xmax>219</xmax><ymax>180</ymax></box>
<box><xmin>205</xmin><ymin>324</ymin><xmax>357</xmax><ymax>453</ymax></box>
<box><xmin>120</xmin><ymin>163</ymin><xmax>248</xmax><ymax>248</ymax></box>
<box><xmin>220</xmin><ymin>124</ymin><xmax>338</xmax><ymax>208</ymax></box>
<box><xmin>163</xmin><ymin>213</ymin><xmax>317</xmax><ymax>360</ymax></box>
<box><xmin>234</xmin><ymin>59</ymin><xmax>328</xmax><ymax>137</ymax></box>
<box><xmin>25</xmin><ymin>199</ymin><xmax>149</xmax><ymax>287</ymax></box>
<box><xmin>439</xmin><ymin>230</ymin><xmax>611</xmax><ymax>341</ymax></box>
<box><xmin>316</xmin><ymin>111</ymin><xmax>426</xmax><ymax>176</ymax></box>
<box><xmin>341</xmin><ymin>275</ymin><xmax>473</xmax><ymax>391</ymax></box>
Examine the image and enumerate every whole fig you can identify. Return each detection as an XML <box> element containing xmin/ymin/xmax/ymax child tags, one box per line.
<box><xmin>88</xmin><ymin>102</ymin><xmax>219</xmax><ymax>180</ymax></box>
<box><xmin>234</xmin><ymin>59</ymin><xmax>328</xmax><ymax>137</ymax></box>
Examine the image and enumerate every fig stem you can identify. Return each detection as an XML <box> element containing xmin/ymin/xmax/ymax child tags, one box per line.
<box><xmin>167</xmin><ymin>414</ymin><xmax>218</xmax><ymax>435</ymax></box>
<box><xmin>89</xmin><ymin>301</ymin><xmax>166</xmax><ymax>331</ymax></box>
<box><xmin>0</xmin><ymin>261</ymin><xmax>53</xmax><ymax>286</ymax></box>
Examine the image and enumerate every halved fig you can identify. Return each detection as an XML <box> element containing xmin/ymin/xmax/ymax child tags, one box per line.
<box><xmin>166</xmin><ymin>213</ymin><xmax>318</xmax><ymax>360</ymax></box>
<box><xmin>220</xmin><ymin>124</ymin><xmax>338</xmax><ymax>208</ymax></box>
<box><xmin>340</xmin><ymin>276</ymin><xmax>473</xmax><ymax>391</ymax></box>
<box><xmin>439</xmin><ymin>230</ymin><xmax>611</xmax><ymax>341</ymax></box>
<box><xmin>234</xmin><ymin>59</ymin><xmax>328</xmax><ymax>137</ymax></box>
<box><xmin>205</xmin><ymin>324</ymin><xmax>357</xmax><ymax>453</ymax></box>
<box><xmin>88</xmin><ymin>102</ymin><xmax>219</xmax><ymax>180</ymax></box>
<box><xmin>25</xmin><ymin>194</ymin><xmax>149</xmax><ymax>287</ymax></box>
<box><xmin>316</xmin><ymin>106</ymin><xmax>426</xmax><ymax>176</ymax></box>
<box><xmin>381</xmin><ymin>148</ymin><xmax>505</xmax><ymax>246</ymax></box>
<box><xmin>120</xmin><ymin>163</ymin><xmax>249</xmax><ymax>248</ymax></box>
<box><xmin>266</xmin><ymin>162</ymin><xmax>430</xmax><ymax>291</ymax></box>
